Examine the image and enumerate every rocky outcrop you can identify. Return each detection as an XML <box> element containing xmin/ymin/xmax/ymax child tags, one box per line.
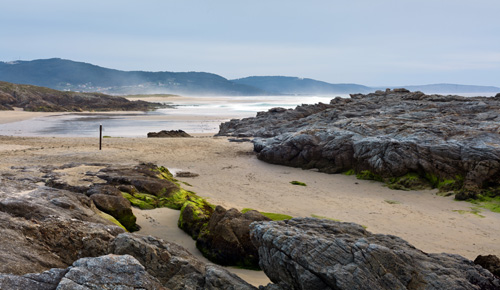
<box><xmin>218</xmin><ymin>89</ymin><xmax>500</xmax><ymax>197</ymax></box>
<box><xmin>0</xmin><ymin>186</ymin><xmax>125</xmax><ymax>275</ymax></box>
<box><xmin>0</xmin><ymin>234</ymin><xmax>257</xmax><ymax>290</ymax></box>
<box><xmin>110</xmin><ymin>233</ymin><xmax>256</xmax><ymax>290</ymax></box>
<box><xmin>0</xmin><ymin>172</ymin><xmax>258</xmax><ymax>289</ymax></box>
<box><xmin>251</xmin><ymin>218</ymin><xmax>500</xmax><ymax>290</ymax></box>
<box><xmin>0</xmin><ymin>268</ymin><xmax>67</xmax><ymax>290</ymax></box>
<box><xmin>0</xmin><ymin>81</ymin><xmax>166</xmax><ymax>112</ymax></box>
<box><xmin>196</xmin><ymin>206</ymin><xmax>271</xmax><ymax>269</ymax></box>
<box><xmin>147</xmin><ymin>129</ymin><xmax>192</xmax><ymax>138</ymax></box>
<box><xmin>43</xmin><ymin>163</ymin><xmax>202</xmax><ymax>229</ymax></box>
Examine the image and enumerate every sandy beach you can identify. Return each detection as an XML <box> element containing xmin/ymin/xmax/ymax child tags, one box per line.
<box><xmin>0</xmin><ymin>133</ymin><xmax>498</xmax><ymax>259</ymax></box>
<box><xmin>1</xmin><ymin>111</ymin><xmax>499</xmax><ymax>285</ymax></box>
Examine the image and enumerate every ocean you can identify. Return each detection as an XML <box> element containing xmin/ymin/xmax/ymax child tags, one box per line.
<box><xmin>0</xmin><ymin>95</ymin><xmax>338</xmax><ymax>137</ymax></box>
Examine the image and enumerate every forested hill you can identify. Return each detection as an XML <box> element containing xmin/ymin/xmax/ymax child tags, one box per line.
<box><xmin>232</xmin><ymin>76</ymin><xmax>372</xmax><ymax>95</ymax></box>
<box><xmin>0</xmin><ymin>58</ymin><xmax>266</xmax><ymax>96</ymax></box>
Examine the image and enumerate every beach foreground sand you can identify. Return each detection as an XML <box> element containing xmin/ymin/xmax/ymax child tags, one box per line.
<box><xmin>1</xmin><ymin>134</ymin><xmax>499</xmax><ymax>285</ymax></box>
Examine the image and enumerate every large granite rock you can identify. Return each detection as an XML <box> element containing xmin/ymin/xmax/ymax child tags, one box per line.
<box><xmin>56</xmin><ymin>254</ymin><xmax>166</xmax><ymax>290</ymax></box>
<box><xmin>0</xmin><ymin>187</ymin><xmax>125</xmax><ymax>275</ymax></box>
<box><xmin>218</xmin><ymin>89</ymin><xmax>500</xmax><ymax>196</ymax></box>
<box><xmin>110</xmin><ymin>233</ymin><xmax>257</xmax><ymax>290</ymax></box>
<box><xmin>250</xmin><ymin>218</ymin><xmax>500</xmax><ymax>290</ymax></box>
<box><xmin>196</xmin><ymin>206</ymin><xmax>271</xmax><ymax>269</ymax></box>
<box><xmin>0</xmin><ymin>268</ymin><xmax>67</xmax><ymax>290</ymax></box>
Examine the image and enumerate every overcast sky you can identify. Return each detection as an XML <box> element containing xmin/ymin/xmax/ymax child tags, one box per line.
<box><xmin>2</xmin><ymin>0</ymin><xmax>500</xmax><ymax>86</ymax></box>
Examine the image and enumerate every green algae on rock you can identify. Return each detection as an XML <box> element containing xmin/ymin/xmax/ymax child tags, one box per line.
<box><xmin>178</xmin><ymin>197</ymin><xmax>215</xmax><ymax>240</ymax></box>
<box><xmin>241</xmin><ymin>208</ymin><xmax>292</xmax><ymax>221</ymax></box>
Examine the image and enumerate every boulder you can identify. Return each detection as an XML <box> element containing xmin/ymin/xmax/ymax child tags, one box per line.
<box><xmin>90</xmin><ymin>193</ymin><xmax>137</xmax><ymax>231</ymax></box>
<box><xmin>0</xmin><ymin>212</ymin><xmax>124</xmax><ymax>275</ymax></box>
<box><xmin>176</xmin><ymin>171</ymin><xmax>200</xmax><ymax>178</ymax></box>
<box><xmin>0</xmin><ymin>268</ymin><xmax>67</xmax><ymax>290</ymax></box>
<box><xmin>56</xmin><ymin>254</ymin><xmax>166</xmax><ymax>290</ymax></box>
<box><xmin>110</xmin><ymin>233</ymin><xmax>257</xmax><ymax>290</ymax></box>
<box><xmin>97</xmin><ymin>163</ymin><xmax>180</xmax><ymax>197</ymax></box>
<box><xmin>250</xmin><ymin>218</ymin><xmax>500</xmax><ymax>290</ymax></box>
<box><xmin>475</xmin><ymin>254</ymin><xmax>500</xmax><ymax>278</ymax></box>
<box><xmin>178</xmin><ymin>198</ymin><xmax>215</xmax><ymax>240</ymax></box>
<box><xmin>196</xmin><ymin>206</ymin><xmax>271</xmax><ymax>269</ymax></box>
<box><xmin>147</xmin><ymin>129</ymin><xmax>192</xmax><ymax>138</ymax></box>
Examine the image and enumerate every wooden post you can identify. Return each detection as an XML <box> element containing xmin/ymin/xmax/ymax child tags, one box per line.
<box><xmin>99</xmin><ymin>124</ymin><xmax>102</xmax><ymax>150</ymax></box>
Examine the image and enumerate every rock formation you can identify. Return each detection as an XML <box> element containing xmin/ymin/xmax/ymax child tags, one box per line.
<box><xmin>2</xmin><ymin>161</ymin><xmax>500</xmax><ymax>289</ymax></box>
<box><xmin>0</xmin><ymin>81</ymin><xmax>166</xmax><ymax>112</ymax></box>
<box><xmin>147</xmin><ymin>129</ymin><xmax>193</xmax><ymax>138</ymax></box>
<box><xmin>196</xmin><ymin>206</ymin><xmax>271</xmax><ymax>269</ymax></box>
<box><xmin>251</xmin><ymin>218</ymin><xmax>500</xmax><ymax>290</ymax></box>
<box><xmin>0</xmin><ymin>167</ymin><xmax>258</xmax><ymax>290</ymax></box>
<box><xmin>218</xmin><ymin>89</ymin><xmax>500</xmax><ymax>198</ymax></box>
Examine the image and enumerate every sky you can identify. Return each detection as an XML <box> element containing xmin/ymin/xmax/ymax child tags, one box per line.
<box><xmin>1</xmin><ymin>0</ymin><xmax>500</xmax><ymax>87</ymax></box>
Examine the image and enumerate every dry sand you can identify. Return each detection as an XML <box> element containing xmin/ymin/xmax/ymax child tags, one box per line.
<box><xmin>1</xmin><ymin>130</ymin><xmax>499</xmax><ymax>285</ymax></box>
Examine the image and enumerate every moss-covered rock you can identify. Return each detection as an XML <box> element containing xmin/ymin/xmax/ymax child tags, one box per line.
<box><xmin>90</xmin><ymin>194</ymin><xmax>137</xmax><ymax>232</ymax></box>
<box><xmin>241</xmin><ymin>208</ymin><xmax>292</xmax><ymax>221</ymax></box>
<box><xmin>196</xmin><ymin>206</ymin><xmax>271</xmax><ymax>269</ymax></box>
<box><xmin>121</xmin><ymin>192</ymin><xmax>155</xmax><ymax>210</ymax></box>
<box><xmin>356</xmin><ymin>170</ymin><xmax>384</xmax><ymax>182</ymax></box>
<box><xmin>178</xmin><ymin>197</ymin><xmax>215</xmax><ymax>240</ymax></box>
<box><xmin>387</xmin><ymin>173</ymin><xmax>432</xmax><ymax>191</ymax></box>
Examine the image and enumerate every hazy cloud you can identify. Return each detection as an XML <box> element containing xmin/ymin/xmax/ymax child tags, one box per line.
<box><xmin>1</xmin><ymin>0</ymin><xmax>500</xmax><ymax>86</ymax></box>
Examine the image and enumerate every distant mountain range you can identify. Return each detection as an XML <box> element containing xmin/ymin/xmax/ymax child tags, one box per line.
<box><xmin>231</xmin><ymin>76</ymin><xmax>372</xmax><ymax>94</ymax></box>
<box><xmin>0</xmin><ymin>58</ymin><xmax>264</xmax><ymax>96</ymax></box>
<box><xmin>1</xmin><ymin>58</ymin><xmax>499</xmax><ymax>96</ymax></box>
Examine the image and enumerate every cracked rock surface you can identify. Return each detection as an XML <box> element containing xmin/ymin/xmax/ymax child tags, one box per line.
<box><xmin>250</xmin><ymin>218</ymin><xmax>500</xmax><ymax>290</ymax></box>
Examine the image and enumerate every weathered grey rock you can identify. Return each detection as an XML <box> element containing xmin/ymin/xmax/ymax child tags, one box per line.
<box><xmin>250</xmin><ymin>218</ymin><xmax>500</xmax><ymax>290</ymax></box>
<box><xmin>218</xmin><ymin>90</ymin><xmax>500</xmax><ymax>195</ymax></box>
<box><xmin>0</xmin><ymin>165</ymin><xmax>259</xmax><ymax>289</ymax></box>
<box><xmin>0</xmin><ymin>213</ymin><xmax>124</xmax><ymax>275</ymax></box>
<box><xmin>109</xmin><ymin>233</ymin><xmax>257</xmax><ymax>290</ymax></box>
<box><xmin>56</xmin><ymin>254</ymin><xmax>166</xmax><ymax>290</ymax></box>
<box><xmin>97</xmin><ymin>163</ymin><xmax>180</xmax><ymax>197</ymax></box>
<box><xmin>0</xmin><ymin>268</ymin><xmax>67</xmax><ymax>290</ymax></box>
<box><xmin>148</xmin><ymin>129</ymin><xmax>192</xmax><ymax>138</ymax></box>
<box><xmin>196</xmin><ymin>206</ymin><xmax>271</xmax><ymax>268</ymax></box>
